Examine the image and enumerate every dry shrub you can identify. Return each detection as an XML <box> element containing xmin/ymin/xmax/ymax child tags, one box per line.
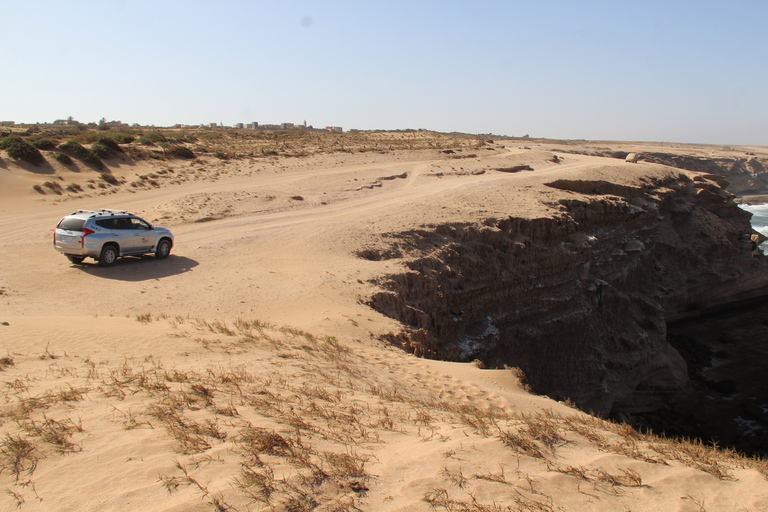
<box><xmin>498</xmin><ymin>430</ymin><xmax>545</xmax><ymax>459</ymax></box>
<box><xmin>323</xmin><ymin>451</ymin><xmax>366</xmax><ymax>478</ymax></box>
<box><xmin>0</xmin><ymin>435</ymin><xmax>39</xmax><ymax>482</ymax></box>
<box><xmin>505</xmin><ymin>365</ymin><xmax>531</xmax><ymax>392</ymax></box>
<box><xmin>238</xmin><ymin>427</ymin><xmax>292</xmax><ymax>457</ymax></box>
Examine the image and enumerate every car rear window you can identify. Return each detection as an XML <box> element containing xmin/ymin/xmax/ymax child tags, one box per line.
<box><xmin>57</xmin><ymin>218</ymin><xmax>86</xmax><ymax>231</ymax></box>
<box><xmin>94</xmin><ymin>219</ymin><xmax>115</xmax><ymax>229</ymax></box>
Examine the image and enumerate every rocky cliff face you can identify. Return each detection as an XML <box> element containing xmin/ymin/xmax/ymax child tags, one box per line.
<box><xmin>639</xmin><ymin>153</ymin><xmax>768</xmax><ymax>198</ymax></box>
<box><xmin>367</xmin><ymin>169</ymin><xmax>768</xmax><ymax>423</ymax></box>
<box><xmin>556</xmin><ymin>148</ymin><xmax>768</xmax><ymax>199</ymax></box>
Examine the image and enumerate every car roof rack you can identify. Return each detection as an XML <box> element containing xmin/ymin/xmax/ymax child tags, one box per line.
<box><xmin>74</xmin><ymin>209</ymin><xmax>129</xmax><ymax>216</ymax></box>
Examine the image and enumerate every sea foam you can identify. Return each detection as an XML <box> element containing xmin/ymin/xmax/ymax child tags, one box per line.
<box><xmin>740</xmin><ymin>203</ymin><xmax>768</xmax><ymax>249</ymax></box>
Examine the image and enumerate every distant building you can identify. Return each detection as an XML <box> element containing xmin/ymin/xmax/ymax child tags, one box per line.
<box><xmin>235</xmin><ymin>123</ymin><xmax>244</xmax><ymax>129</ymax></box>
<box><xmin>248</xmin><ymin>122</ymin><xmax>258</xmax><ymax>129</ymax></box>
<box><xmin>260</xmin><ymin>124</ymin><xmax>280</xmax><ymax>130</ymax></box>
<box><xmin>281</xmin><ymin>123</ymin><xmax>295</xmax><ymax>129</ymax></box>
<box><xmin>53</xmin><ymin>116</ymin><xmax>77</xmax><ymax>126</ymax></box>
<box><xmin>209</xmin><ymin>123</ymin><xmax>218</xmax><ymax>128</ymax></box>
<box><xmin>0</xmin><ymin>121</ymin><xmax>15</xmax><ymax>126</ymax></box>
<box><xmin>325</xmin><ymin>126</ymin><xmax>343</xmax><ymax>132</ymax></box>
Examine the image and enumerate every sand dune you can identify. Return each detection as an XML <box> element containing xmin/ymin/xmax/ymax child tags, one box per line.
<box><xmin>1</xmin><ymin>138</ymin><xmax>768</xmax><ymax>510</ymax></box>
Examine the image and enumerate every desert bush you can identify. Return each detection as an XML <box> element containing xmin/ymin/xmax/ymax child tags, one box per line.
<box><xmin>30</xmin><ymin>138</ymin><xmax>57</xmax><ymax>150</ymax></box>
<box><xmin>53</xmin><ymin>152</ymin><xmax>73</xmax><ymax>165</ymax></box>
<box><xmin>72</xmin><ymin>131</ymin><xmax>102</xmax><ymax>144</ymax></box>
<box><xmin>97</xmin><ymin>137</ymin><xmax>122</xmax><ymax>152</ymax></box>
<box><xmin>165</xmin><ymin>145</ymin><xmax>195</xmax><ymax>159</ymax></box>
<box><xmin>32</xmin><ymin>184</ymin><xmax>44</xmax><ymax>194</ymax></box>
<box><xmin>91</xmin><ymin>137</ymin><xmax>122</xmax><ymax>158</ymax></box>
<box><xmin>58</xmin><ymin>140</ymin><xmax>105</xmax><ymax>170</ymax></box>
<box><xmin>99</xmin><ymin>172</ymin><xmax>121</xmax><ymax>185</ymax></box>
<box><xmin>74</xmin><ymin>131</ymin><xmax>135</xmax><ymax>144</ymax></box>
<box><xmin>109</xmin><ymin>132</ymin><xmax>135</xmax><ymax>144</ymax></box>
<box><xmin>214</xmin><ymin>151</ymin><xmax>228</xmax><ymax>160</ymax></box>
<box><xmin>90</xmin><ymin>141</ymin><xmax>113</xmax><ymax>158</ymax></box>
<box><xmin>142</xmin><ymin>131</ymin><xmax>167</xmax><ymax>143</ymax></box>
<box><xmin>193</xmin><ymin>145</ymin><xmax>208</xmax><ymax>153</ymax></box>
<box><xmin>43</xmin><ymin>181</ymin><xmax>63</xmax><ymax>194</ymax></box>
<box><xmin>0</xmin><ymin>136</ymin><xmax>45</xmax><ymax>166</ymax></box>
<box><xmin>166</xmin><ymin>134</ymin><xmax>197</xmax><ymax>144</ymax></box>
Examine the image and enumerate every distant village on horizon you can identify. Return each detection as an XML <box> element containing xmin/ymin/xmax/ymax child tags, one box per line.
<box><xmin>0</xmin><ymin>117</ymin><xmax>344</xmax><ymax>133</ymax></box>
<box><xmin>4</xmin><ymin>118</ymin><xmax>763</xmax><ymax>147</ymax></box>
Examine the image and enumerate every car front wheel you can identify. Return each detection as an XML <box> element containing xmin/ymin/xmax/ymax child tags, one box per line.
<box><xmin>99</xmin><ymin>245</ymin><xmax>118</xmax><ymax>267</ymax></box>
<box><xmin>156</xmin><ymin>238</ymin><xmax>172</xmax><ymax>259</ymax></box>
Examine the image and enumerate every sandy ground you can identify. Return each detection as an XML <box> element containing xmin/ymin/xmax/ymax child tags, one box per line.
<box><xmin>1</xmin><ymin>141</ymin><xmax>768</xmax><ymax>511</ymax></box>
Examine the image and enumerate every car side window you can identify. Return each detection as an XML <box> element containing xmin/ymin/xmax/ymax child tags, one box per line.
<box><xmin>131</xmin><ymin>218</ymin><xmax>150</xmax><ymax>230</ymax></box>
<box><xmin>94</xmin><ymin>219</ymin><xmax>114</xmax><ymax>229</ymax></box>
<box><xmin>115</xmin><ymin>218</ymin><xmax>132</xmax><ymax>230</ymax></box>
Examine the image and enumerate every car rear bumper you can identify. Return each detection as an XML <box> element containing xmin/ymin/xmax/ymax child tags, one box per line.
<box><xmin>53</xmin><ymin>240</ymin><xmax>100</xmax><ymax>258</ymax></box>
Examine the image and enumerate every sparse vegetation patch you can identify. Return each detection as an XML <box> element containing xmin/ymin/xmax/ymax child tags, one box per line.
<box><xmin>165</xmin><ymin>145</ymin><xmax>196</xmax><ymax>159</ymax></box>
<box><xmin>0</xmin><ymin>316</ymin><xmax>765</xmax><ymax>510</ymax></box>
<box><xmin>42</xmin><ymin>181</ymin><xmax>63</xmax><ymax>194</ymax></box>
<box><xmin>99</xmin><ymin>172</ymin><xmax>121</xmax><ymax>185</ymax></box>
<box><xmin>58</xmin><ymin>140</ymin><xmax>105</xmax><ymax>170</ymax></box>
<box><xmin>29</xmin><ymin>138</ymin><xmax>56</xmax><ymax>150</ymax></box>
<box><xmin>0</xmin><ymin>136</ymin><xmax>45</xmax><ymax>166</ymax></box>
<box><xmin>53</xmin><ymin>152</ymin><xmax>73</xmax><ymax>165</ymax></box>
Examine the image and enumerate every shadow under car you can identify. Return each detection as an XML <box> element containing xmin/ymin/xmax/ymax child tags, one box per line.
<box><xmin>76</xmin><ymin>254</ymin><xmax>198</xmax><ymax>282</ymax></box>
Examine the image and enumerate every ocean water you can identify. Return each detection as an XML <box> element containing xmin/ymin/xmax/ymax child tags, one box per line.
<box><xmin>740</xmin><ymin>203</ymin><xmax>768</xmax><ymax>250</ymax></box>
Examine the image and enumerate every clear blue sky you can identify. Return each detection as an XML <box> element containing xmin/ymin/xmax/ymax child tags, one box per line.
<box><xmin>2</xmin><ymin>0</ymin><xmax>766</xmax><ymax>144</ymax></box>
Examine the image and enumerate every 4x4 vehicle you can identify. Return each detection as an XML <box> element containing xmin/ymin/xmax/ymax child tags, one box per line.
<box><xmin>53</xmin><ymin>209</ymin><xmax>174</xmax><ymax>266</ymax></box>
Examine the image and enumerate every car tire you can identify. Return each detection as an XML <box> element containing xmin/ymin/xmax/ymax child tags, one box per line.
<box><xmin>155</xmin><ymin>238</ymin><xmax>172</xmax><ymax>259</ymax></box>
<box><xmin>99</xmin><ymin>244</ymin><xmax>118</xmax><ymax>267</ymax></box>
<box><xmin>66</xmin><ymin>255</ymin><xmax>85</xmax><ymax>264</ymax></box>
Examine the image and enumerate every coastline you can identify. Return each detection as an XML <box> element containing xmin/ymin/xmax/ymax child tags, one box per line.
<box><xmin>737</xmin><ymin>194</ymin><xmax>768</xmax><ymax>205</ymax></box>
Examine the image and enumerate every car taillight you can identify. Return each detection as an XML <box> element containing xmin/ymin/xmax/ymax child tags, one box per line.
<box><xmin>81</xmin><ymin>228</ymin><xmax>95</xmax><ymax>247</ymax></box>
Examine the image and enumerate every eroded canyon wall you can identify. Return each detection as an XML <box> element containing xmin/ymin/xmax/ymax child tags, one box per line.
<box><xmin>368</xmin><ymin>170</ymin><xmax>768</xmax><ymax>419</ymax></box>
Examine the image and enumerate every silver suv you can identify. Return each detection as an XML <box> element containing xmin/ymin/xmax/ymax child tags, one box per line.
<box><xmin>53</xmin><ymin>209</ymin><xmax>174</xmax><ymax>266</ymax></box>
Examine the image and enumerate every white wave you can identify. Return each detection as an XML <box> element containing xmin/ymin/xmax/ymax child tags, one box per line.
<box><xmin>739</xmin><ymin>204</ymin><xmax>768</xmax><ymax>249</ymax></box>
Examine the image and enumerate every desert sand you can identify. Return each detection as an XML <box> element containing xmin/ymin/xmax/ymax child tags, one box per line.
<box><xmin>1</xmin><ymin>135</ymin><xmax>768</xmax><ymax>511</ymax></box>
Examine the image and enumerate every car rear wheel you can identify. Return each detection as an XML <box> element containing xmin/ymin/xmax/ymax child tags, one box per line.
<box><xmin>99</xmin><ymin>244</ymin><xmax>118</xmax><ymax>267</ymax></box>
<box><xmin>155</xmin><ymin>238</ymin><xmax>172</xmax><ymax>259</ymax></box>
<box><xmin>66</xmin><ymin>255</ymin><xmax>85</xmax><ymax>264</ymax></box>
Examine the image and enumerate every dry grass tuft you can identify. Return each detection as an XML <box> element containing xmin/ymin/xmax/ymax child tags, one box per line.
<box><xmin>0</xmin><ymin>435</ymin><xmax>39</xmax><ymax>482</ymax></box>
<box><xmin>498</xmin><ymin>430</ymin><xmax>545</xmax><ymax>459</ymax></box>
<box><xmin>1</xmin><ymin>316</ymin><xmax>766</xmax><ymax>509</ymax></box>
